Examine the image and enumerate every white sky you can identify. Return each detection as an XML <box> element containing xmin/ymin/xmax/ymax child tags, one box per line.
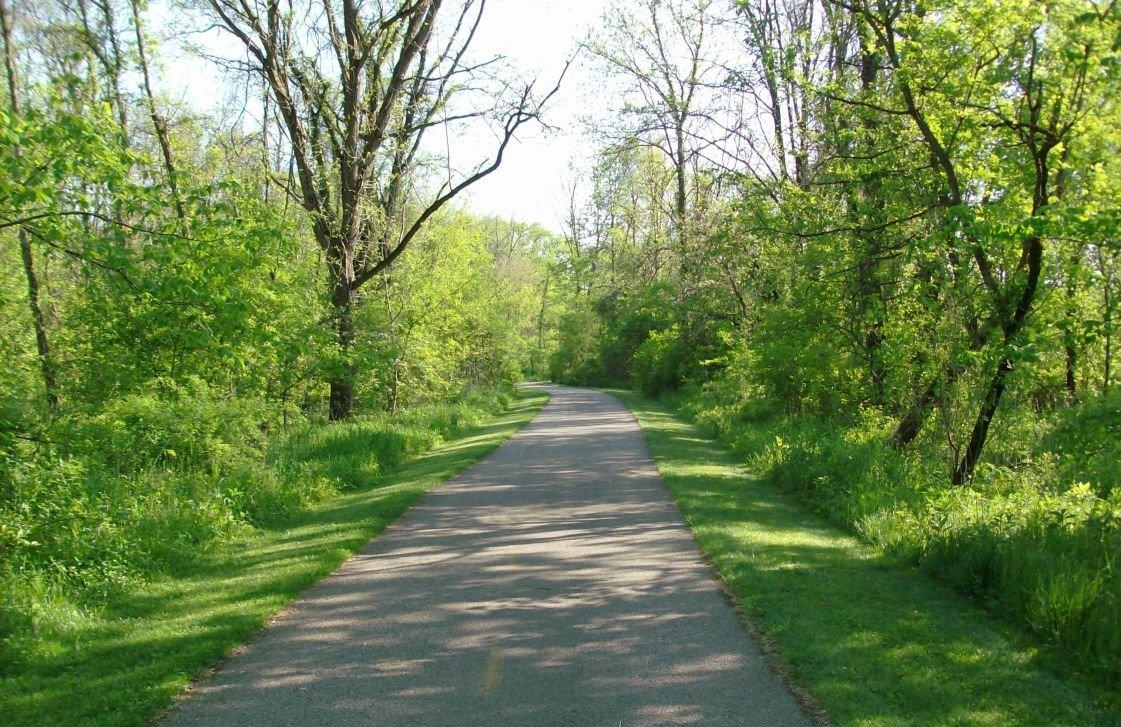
<box><xmin>155</xmin><ymin>0</ymin><xmax>608</xmax><ymax>233</ymax></box>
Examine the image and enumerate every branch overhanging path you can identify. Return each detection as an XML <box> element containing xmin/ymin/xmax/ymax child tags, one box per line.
<box><xmin>163</xmin><ymin>386</ymin><xmax>809</xmax><ymax>726</ymax></box>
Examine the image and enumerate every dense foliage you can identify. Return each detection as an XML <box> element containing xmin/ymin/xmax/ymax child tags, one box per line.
<box><xmin>0</xmin><ymin>0</ymin><xmax>556</xmax><ymax>677</ymax></box>
<box><xmin>547</xmin><ymin>0</ymin><xmax>1121</xmax><ymax>684</ymax></box>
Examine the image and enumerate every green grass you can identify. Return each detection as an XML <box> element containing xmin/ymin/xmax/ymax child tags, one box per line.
<box><xmin>609</xmin><ymin>390</ymin><xmax>1118</xmax><ymax>726</ymax></box>
<box><xmin>0</xmin><ymin>389</ymin><xmax>548</xmax><ymax>726</ymax></box>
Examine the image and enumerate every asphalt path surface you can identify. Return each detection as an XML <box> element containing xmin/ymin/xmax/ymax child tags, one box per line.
<box><xmin>164</xmin><ymin>385</ymin><xmax>809</xmax><ymax>726</ymax></box>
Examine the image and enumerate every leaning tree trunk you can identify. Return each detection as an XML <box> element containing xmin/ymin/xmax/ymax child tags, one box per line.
<box><xmin>952</xmin><ymin>235</ymin><xmax>1043</xmax><ymax>486</ymax></box>
<box><xmin>952</xmin><ymin>114</ymin><xmax>1060</xmax><ymax>484</ymax></box>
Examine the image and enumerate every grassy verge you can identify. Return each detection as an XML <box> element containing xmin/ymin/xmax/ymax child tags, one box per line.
<box><xmin>610</xmin><ymin>390</ymin><xmax>1116</xmax><ymax>726</ymax></box>
<box><xmin>0</xmin><ymin>388</ymin><xmax>548</xmax><ymax>726</ymax></box>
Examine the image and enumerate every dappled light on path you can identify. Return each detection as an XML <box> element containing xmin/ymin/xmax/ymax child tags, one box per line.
<box><xmin>164</xmin><ymin>387</ymin><xmax>807</xmax><ymax>726</ymax></box>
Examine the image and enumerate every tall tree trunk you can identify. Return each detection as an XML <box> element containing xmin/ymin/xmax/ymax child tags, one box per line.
<box><xmin>951</xmin><ymin>127</ymin><xmax>1053</xmax><ymax>483</ymax></box>
<box><xmin>2</xmin><ymin>0</ymin><xmax>58</xmax><ymax>409</ymax></box>
<box><xmin>18</xmin><ymin>236</ymin><xmax>57</xmax><ymax>409</ymax></box>
<box><xmin>328</xmin><ymin>248</ymin><xmax>357</xmax><ymax>420</ymax></box>
<box><xmin>98</xmin><ymin>0</ymin><xmax>129</xmax><ymax>135</ymax></box>
<box><xmin>535</xmin><ymin>275</ymin><xmax>550</xmax><ymax>375</ymax></box>
<box><xmin>261</xmin><ymin>81</ymin><xmax>271</xmax><ymax>203</ymax></box>
<box><xmin>130</xmin><ymin>0</ymin><xmax>185</xmax><ymax>226</ymax></box>
<box><xmin>872</xmin><ymin>8</ymin><xmax>983</xmax><ymax>450</ymax></box>
<box><xmin>674</xmin><ymin>118</ymin><xmax>688</xmax><ymax>277</ymax></box>
<box><xmin>77</xmin><ymin>0</ymin><xmax>129</xmax><ymax>137</ymax></box>
<box><xmin>1055</xmin><ymin>158</ymin><xmax>1078</xmax><ymax>404</ymax></box>
<box><xmin>853</xmin><ymin>25</ymin><xmax>887</xmax><ymax>403</ymax></box>
<box><xmin>1100</xmin><ymin>244</ymin><xmax>1114</xmax><ymax>395</ymax></box>
<box><xmin>329</xmin><ymin>300</ymin><xmax>356</xmax><ymax>420</ymax></box>
<box><xmin>1064</xmin><ymin>249</ymin><xmax>1080</xmax><ymax>403</ymax></box>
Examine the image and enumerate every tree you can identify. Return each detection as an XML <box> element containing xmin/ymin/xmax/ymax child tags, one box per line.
<box><xmin>591</xmin><ymin>0</ymin><xmax>725</xmax><ymax>261</ymax></box>
<box><xmin>130</xmin><ymin>0</ymin><xmax>185</xmax><ymax>225</ymax></box>
<box><xmin>1</xmin><ymin>0</ymin><xmax>58</xmax><ymax>409</ymax></box>
<box><xmin>204</xmin><ymin>0</ymin><xmax>561</xmax><ymax>418</ymax></box>
<box><xmin>839</xmin><ymin>0</ymin><xmax>1119</xmax><ymax>482</ymax></box>
<box><xmin>734</xmin><ymin>0</ymin><xmax>834</xmax><ymax>188</ymax></box>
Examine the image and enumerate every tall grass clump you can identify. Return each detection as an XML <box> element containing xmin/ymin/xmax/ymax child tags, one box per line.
<box><xmin>272</xmin><ymin>388</ymin><xmax>510</xmax><ymax>495</ymax></box>
<box><xmin>675</xmin><ymin>381</ymin><xmax>1121</xmax><ymax>686</ymax></box>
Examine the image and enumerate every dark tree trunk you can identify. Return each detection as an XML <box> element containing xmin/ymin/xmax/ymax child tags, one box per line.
<box><xmin>952</xmin><ymin>355</ymin><xmax>1011</xmax><ymax>485</ymax></box>
<box><xmin>953</xmin><ymin>234</ymin><xmax>1044</xmax><ymax>485</ymax></box>
<box><xmin>1064</xmin><ymin>251</ymin><xmax>1080</xmax><ymax>403</ymax></box>
<box><xmin>19</xmin><ymin>235</ymin><xmax>57</xmax><ymax>408</ymax></box>
<box><xmin>951</xmin><ymin>92</ymin><xmax>1055</xmax><ymax>483</ymax></box>
<box><xmin>892</xmin><ymin>362</ymin><xmax>966</xmax><ymax>449</ymax></box>
<box><xmin>674</xmin><ymin>119</ymin><xmax>688</xmax><ymax>278</ymax></box>
<box><xmin>328</xmin><ymin>273</ymin><xmax>356</xmax><ymax>421</ymax></box>
<box><xmin>329</xmin><ymin>377</ymin><xmax>354</xmax><ymax>421</ymax></box>
<box><xmin>854</xmin><ymin>35</ymin><xmax>886</xmax><ymax>403</ymax></box>
<box><xmin>1103</xmin><ymin>245</ymin><xmax>1114</xmax><ymax>395</ymax></box>
<box><xmin>1065</xmin><ymin>339</ymin><xmax>1077</xmax><ymax>402</ymax></box>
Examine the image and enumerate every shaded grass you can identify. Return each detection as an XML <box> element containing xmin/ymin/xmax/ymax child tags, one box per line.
<box><xmin>0</xmin><ymin>389</ymin><xmax>548</xmax><ymax>726</ymax></box>
<box><xmin>610</xmin><ymin>390</ymin><xmax>1118</xmax><ymax>726</ymax></box>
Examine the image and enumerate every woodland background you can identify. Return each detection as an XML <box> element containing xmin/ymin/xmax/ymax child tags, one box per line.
<box><xmin>1</xmin><ymin>0</ymin><xmax>1119</xmax><ymax>708</ymax></box>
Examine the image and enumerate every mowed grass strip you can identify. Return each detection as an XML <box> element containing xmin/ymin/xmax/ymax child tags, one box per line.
<box><xmin>610</xmin><ymin>390</ymin><xmax>1115</xmax><ymax>727</ymax></box>
<box><xmin>0</xmin><ymin>389</ymin><xmax>548</xmax><ymax>727</ymax></box>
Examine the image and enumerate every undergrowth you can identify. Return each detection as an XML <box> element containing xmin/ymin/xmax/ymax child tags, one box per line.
<box><xmin>0</xmin><ymin>382</ymin><xmax>514</xmax><ymax>677</ymax></box>
<box><xmin>617</xmin><ymin>390</ymin><xmax>1114</xmax><ymax>725</ymax></box>
<box><xmin>676</xmin><ymin>383</ymin><xmax>1121</xmax><ymax>687</ymax></box>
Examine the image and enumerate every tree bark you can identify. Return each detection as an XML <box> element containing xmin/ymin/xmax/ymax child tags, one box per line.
<box><xmin>674</xmin><ymin>118</ymin><xmax>689</xmax><ymax>279</ymax></box>
<box><xmin>535</xmin><ymin>274</ymin><xmax>551</xmax><ymax>375</ymax></box>
<box><xmin>853</xmin><ymin>24</ymin><xmax>887</xmax><ymax>403</ymax></box>
<box><xmin>892</xmin><ymin>360</ymin><xmax>969</xmax><ymax>449</ymax></box>
<box><xmin>1101</xmin><ymin>245</ymin><xmax>1114</xmax><ymax>395</ymax></box>
<box><xmin>1064</xmin><ymin>253</ymin><xmax>1079</xmax><ymax>403</ymax></box>
<box><xmin>329</xmin><ymin>274</ymin><xmax>356</xmax><ymax>421</ymax></box>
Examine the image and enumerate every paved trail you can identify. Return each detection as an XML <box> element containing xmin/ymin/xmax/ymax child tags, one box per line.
<box><xmin>165</xmin><ymin>386</ymin><xmax>809</xmax><ymax>726</ymax></box>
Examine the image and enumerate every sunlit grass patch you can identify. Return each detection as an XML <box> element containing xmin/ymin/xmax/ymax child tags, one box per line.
<box><xmin>611</xmin><ymin>390</ymin><xmax>1115</xmax><ymax>726</ymax></box>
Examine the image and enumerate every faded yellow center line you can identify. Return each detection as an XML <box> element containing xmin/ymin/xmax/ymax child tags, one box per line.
<box><xmin>481</xmin><ymin>649</ymin><xmax>503</xmax><ymax>698</ymax></box>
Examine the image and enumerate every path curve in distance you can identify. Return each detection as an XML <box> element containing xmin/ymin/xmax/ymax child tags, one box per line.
<box><xmin>164</xmin><ymin>385</ymin><xmax>809</xmax><ymax>726</ymax></box>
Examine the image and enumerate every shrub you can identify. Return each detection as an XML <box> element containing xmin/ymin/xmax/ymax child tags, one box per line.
<box><xmin>67</xmin><ymin>377</ymin><xmax>270</xmax><ymax>475</ymax></box>
<box><xmin>632</xmin><ymin>326</ymin><xmax>687</xmax><ymax>395</ymax></box>
<box><xmin>1045</xmin><ymin>390</ymin><xmax>1121</xmax><ymax>496</ymax></box>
